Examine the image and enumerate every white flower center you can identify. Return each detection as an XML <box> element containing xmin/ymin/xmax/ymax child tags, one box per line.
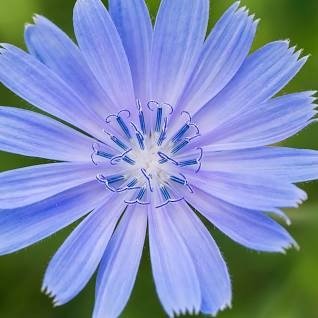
<box><xmin>91</xmin><ymin>101</ymin><xmax>203</xmax><ymax>208</ymax></box>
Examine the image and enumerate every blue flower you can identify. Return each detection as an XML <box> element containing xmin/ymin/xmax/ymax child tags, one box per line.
<box><xmin>0</xmin><ymin>0</ymin><xmax>317</xmax><ymax>317</ymax></box>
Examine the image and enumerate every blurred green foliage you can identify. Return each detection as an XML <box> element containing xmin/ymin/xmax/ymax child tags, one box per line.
<box><xmin>0</xmin><ymin>0</ymin><xmax>317</xmax><ymax>317</ymax></box>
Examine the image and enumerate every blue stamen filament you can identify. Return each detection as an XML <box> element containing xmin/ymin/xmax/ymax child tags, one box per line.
<box><xmin>122</xmin><ymin>156</ymin><xmax>136</xmax><ymax>165</ymax></box>
<box><xmin>97</xmin><ymin>151</ymin><xmax>113</xmax><ymax>159</ymax></box>
<box><xmin>171</xmin><ymin>139</ymin><xmax>189</xmax><ymax>154</ymax></box>
<box><xmin>160</xmin><ymin>185</ymin><xmax>171</xmax><ymax>200</ymax></box>
<box><xmin>171</xmin><ymin>123</ymin><xmax>190</xmax><ymax>143</ymax></box>
<box><xmin>157</xmin><ymin>118</ymin><xmax>168</xmax><ymax>146</ymax></box>
<box><xmin>170</xmin><ymin>175</ymin><xmax>187</xmax><ymax>185</ymax></box>
<box><xmin>110</xmin><ymin>149</ymin><xmax>133</xmax><ymax>165</ymax></box>
<box><xmin>116</xmin><ymin>116</ymin><xmax>131</xmax><ymax>139</ymax></box>
<box><xmin>127</xmin><ymin>178</ymin><xmax>138</xmax><ymax>188</ymax></box>
<box><xmin>155</xmin><ymin>107</ymin><xmax>163</xmax><ymax>132</ymax></box>
<box><xmin>178</xmin><ymin>159</ymin><xmax>198</xmax><ymax>167</ymax></box>
<box><xmin>105</xmin><ymin>132</ymin><xmax>130</xmax><ymax>151</ymax></box>
<box><xmin>131</xmin><ymin>122</ymin><xmax>145</xmax><ymax>150</ymax></box>
<box><xmin>139</xmin><ymin>111</ymin><xmax>146</xmax><ymax>134</ymax></box>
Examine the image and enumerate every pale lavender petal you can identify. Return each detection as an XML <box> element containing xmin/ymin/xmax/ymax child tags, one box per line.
<box><xmin>150</xmin><ymin>0</ymin><xmax>209</xmax><ymax>106</ymax></box>
<box><xmin>186</xmin><ymin>171</ymin><xmax>307</xmax><ymax>212</ymax></box>
<box><xmin>25</xmin><ymin>15</ymin><xmax>116</xmax><ymax>117</ymax></box>
<box><xmin>0</xmin><ymin>181</ymin><xmax>107</xmax><ymax>255</ymax></box>
<box><xmin>0</xmin><ymin>44</ymin><xmax>106</xmax><ymax>140</ymax></box>
<box><xmin>73</xmin><ymin>0</ymin><xmax>135</xmax><ymax>110</ymax></box>
<box><xmin>109</xmin><ymin>0</ymin><xmax>152</xmax><ymax>104</ymax></box>
<box><xmin>201</xmin><ymin>146</ymin><xmax>318</xmax><ymax>183</ymax></box>
<box><xmin>168</xmin><ymin>202</ymin><xmax>231</xmax><ymax>315</ymax></box>
<box><xmin>43</xmin><ymin>194</ymin><xmax>126</xmax><ymax>306</ymax></box>
<box><xmin>148</xmin><ymin>204</ymin><xmax>201</xmax><ymax>316</ymax></box>
<box><xmin>0</xmin><ymin>162</ymin><xmax>103</xmax><ymax>209</ymax></box>
<box><xmin>178</xmin><ymin>2</ymin><xmax>257</xmax><ymax>115</ymax></box>
<box><xmin>194</xmin><ymin>41</ymin><xmax>308</xmax><ymax>134</ymax></box>
<box><xmin>93</xmin><ymin>204</ymin><xmax>147</xmax><ymax>318</ymax></box>
<box><xmin>186</xmin><ymin>188</ymin><xmax>298</xmax><ymax>252</ymax></box>
<box><xmin>198</xmin><ymin>91</ymin><xmax>316</xmax><ymax>150</ymax></box>
<box><xmin>0</xmin><ymin>106</ymin><xmax>94</xmax><ymax>161</ymax></box>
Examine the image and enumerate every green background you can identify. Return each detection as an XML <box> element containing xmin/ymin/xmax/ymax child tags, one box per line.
<box><xmin>0</xmin><ymin>0</ymin><xmax>318</xmax><ymax>317</ymax></box>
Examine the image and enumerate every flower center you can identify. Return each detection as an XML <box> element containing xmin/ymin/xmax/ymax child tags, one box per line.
<box><xmin>91</xmin><ymin>101</ymin><xmax>203</xmax><ymax>208</ymax></box>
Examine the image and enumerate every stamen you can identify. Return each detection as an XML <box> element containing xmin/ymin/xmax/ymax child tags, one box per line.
<box><xmin>148</xmin><ymin>101</ymin><xmax>173</xmax><ymax>114</ymax></box>
<box><xmin>157</xmin><ymin>118</ymin><xmax>168</xmax><ymax>146</ymax></box>
<box><xmin>96</xmin><ymin>174</ymin><xmax>126</xmax><ymax>192</ymax></box>
<box><xmin>135</xmin><ymin>100</ymin><xmax>147</xmax><ymax>134</ymax></box>
<box><xmin>155</xmin><ymin>107</ymin><xmax>163</xmax><ymax>132</ymax></box>
<box><xmin>171</xmin><ymin>111</ymin><xmax>201</xmax><ymax>144</ymax></box>
<box><xmin>156</xmin><ymin>197</ymin><xmax>184</xmax><ymax>208</ymax></box>
<box><xmin>118</xmin><ymin>109</ymin><xmax>131</xmax><ymax>118</ymax></box>
<box><xmin>116</xmin><ymin>116</ymin><xmax>131</xmax><ymax>139</ymax></box>
<box><xmin>178</xmin><ymin>159</ymin><xmax>198</xmax><ymax>166</ymax></box>
<box><xmin>125</xmin><ymin>186</ymin><xmax>150</xmax><ymax>205</ymax></box>
<box><xmin>171</xmin><ymin>135</ymin><xmax>200</xmax><ymax>154</ymax></box>
<box><xmin>170</xmin><ymin>175</ymin><xmax>186</xmax><ymax>185</ymax></box>
<box><xmin>170</xmin><ymin>174</ymin><xmax>194</xmax><ymax>193</ymax></box>
<box><xmin>117</xmin><ymin>177</ymin><xmax>140</xmax><ymax>192</ymax></box>
<box><xmin>177</xmin><ymin>148</ymin><xmax>203</xmax><ymax>173</ymax></box>
<box><xmin>127</xmin><ymin>178</ymin><xmax>138</xmax><ymax>188</ymax></box>
<box><xmin>196</xmin><ymin>147</ymin><xmax>203</xmax><ymax>173</ymax></box>
<box><xmin>122</xmin><ymin>156</ymin><xmax>136</xmax><ymax>165</ymax></box>
<box><xmin>110</xmin><ymin>148</ymin><xmax>133</xmax><ymax>165</ymax></box>
<box><xmin>137</xmin><ymin>187</ymin><xmax>146</xmax><ymax>200</ymax></box>
<box><xmin>179</xmin><ymin>173</ymin><xmax>194</xmax><ymax>193</ymax></box>
<box><xmin>171</xmin><ymin>139</ymin><xmax>189</xmax><ymax>154</ymax></box>
<box><xmin>181</xmin><ymin>110</ymin><xmax>192</xmax><ymax>123</ymax></box>
<box><xmin>104</xmin><ymin>131</ymin><xmax>130</xmax><ymax>151</ymax></box>
<box><xmin>171</xmin><ymin>123</ymin><xmax>190</xmax><ymax>143</ymax></box>
<box><xmin>141</xmin><ymin>168</ymin><xmax>153</xmax><ymax>192</ymax></box>
<box><xmin>91</xmin><ymin>143</ymin><xmax>113</xmax><ymax>165</ymax></box>
<box><xmin>160</xmin><ymin>185</ymin><xmax>170</xmax><ymax>200</ymax></box>
<box><xmin>96</xmin><ymin>151</ymin><xmax>113</xmax><ymax>160</ymax></box>
<box><xmin>156</xmin><ymin>185</ymin><xmax>184</xmax><ymax>208</ymax></box>
<box><xmin>131</xmin><ymin>122</ymin><xmax>145</xmax><ymax>150</ymax></box>
<box><xmin>106</xmin><ymin>110</ymin><xmax>131</xmax><ymax>139</ymax></box>
<box><xmin>197</xmin><ymin>147</ymin><xmax>204</xmax><ymax>161</ymax></box>
<box><xmin>147</xmin><ymin>100</ymin><xmax>160</xmax><ymax>111</ymax></box>
<box><xmin>158</xmin><ymin>151</ymin><xmax>179</xmax><ymax>165</ymax></box>
<box><xmin>148</xmin><ymin>101</ymin><xmax>174</xmax><ymax>135</ymax></box>
<box><xmin>139</xmin><ymin>112</ymin><xmax>146</xmax><ymax>135</ymax></box>
<box><xmin>106</xmin><ymin>174</ymin><xmax>125</xmax><ymax>183</ymax></box>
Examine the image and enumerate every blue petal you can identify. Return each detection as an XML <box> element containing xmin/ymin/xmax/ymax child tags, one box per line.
<box><xmin>199</xmin><ymin>91</ymin><xmax>316</xmax><ymax>150</ymax></box>
<box><xmin>0</xmin><ymin>181</ymin><xmax>107</xmax><ymax>255</ymax></box>
<box><xmin>187</xmin><ymin>188</ymin><xmax>298</xmax><ymax>252</ymax></box>
<box><xmin>0</xmin><ymin>107</ymin><xmax>94</xmax><ymax>161</ymax></box>
<box><xmin>0</xmin><ymin>162</ymin><xmax>102</xmax><ymax>209</ymax></box>
<box><xmin>109</xmin><ymin>0</ymin><xmax>152</xmax><ymax>104</ymax></box>
<box><xmin>202</xmin><ymin>146</ymin><xmax>318</xmax><ymax>183</ymax></box>
<box><xmin>186</xmin><ymin>171</ymin><xmax>307</xmax><ymax>212</ymax></box>
<box><xmin>73</xmin><ymin>0</ymin><xmax>135</xmax><ymax>110</ymax></box>
<box><xmin>43</xmin><ymin>194</ymin><xmax>126</xmax><ymax>306</ymax></box>
<box><xmin>150</xmin><ymin>0</ymin><xmax>209</xmax><ymax>106</ymax></box>
<box><xmin>168</xmin><ymin>202</ymin><xmax>231</xmax><ymax>315</ymax></box>
<box><xmin>0</xmin><ymin>44</ymin><xmax>106</xmax><ymax>140</ymax></box>
<box><xmin>178</xmin><ymin>2</ymin><xmax>257</xmax><ymax>115</ymax></box>
<box><xmin>24</xmin><ymin>15</ymin><xmax>116</xmax><ymax>118</ymax></box>
<box><xmin>93</xmin><ymin>204</ymin><xmax>147</xmax><ymax>318</ymax></box>
<box><xmin>194</xmin><ymin>41</ymin><xmax>308</xmax><ymax>134</ymax></box>
<box><xmin>148</xmin><ymin>205</ymin><xmax>201</xmax><ymax>316</ymax></box>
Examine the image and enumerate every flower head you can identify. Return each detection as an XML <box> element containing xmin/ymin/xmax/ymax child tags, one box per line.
<box><xmin>0</xmin><ymin>0</ymin><xmax>317</xmax><ymax>317</ymax></box>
